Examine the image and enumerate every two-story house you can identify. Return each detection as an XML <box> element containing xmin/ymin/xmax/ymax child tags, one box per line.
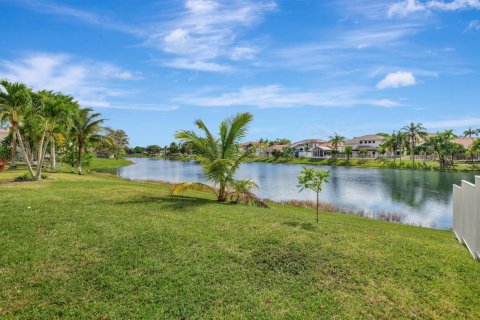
<box><xmin>344</xmin><ymin>134</ymin><xmax>386</xmax><ymax>158</ymax></box>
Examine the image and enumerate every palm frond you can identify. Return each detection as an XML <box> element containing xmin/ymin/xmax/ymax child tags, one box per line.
<box><xmin>170</xmin><ymin>182</ymin><xmax>218</xmax><ymax>197</ymax></box>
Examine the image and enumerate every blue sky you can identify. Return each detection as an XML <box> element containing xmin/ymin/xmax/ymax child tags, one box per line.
<box><xmin>1</xmin><ymin>0</ymin><xmax>480</xmax><ymax>146</ymax></box>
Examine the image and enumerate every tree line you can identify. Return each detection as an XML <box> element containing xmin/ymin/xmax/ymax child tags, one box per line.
<box><xmin>0</xmin><ymin>80</ymin><xmax>128</xmax><ymax>180</ymax></box>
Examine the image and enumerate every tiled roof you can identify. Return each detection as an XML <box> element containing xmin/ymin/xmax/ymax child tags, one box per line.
<box><xmin>290</xmin><ymin>139</ymin><xmax>326</xmax><ymax>147</ymax></box>
<box><xmin>453</xmin><ymin>137</ymin><xmax>478</xmax><ymax>149</ymax></box>
<box><xmin>345</xmin><ymin>134</ymin><xmax>385</xmax><ymax>145</ymax></box>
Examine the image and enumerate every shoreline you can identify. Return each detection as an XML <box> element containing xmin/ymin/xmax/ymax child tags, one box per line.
<box><xmin>126</xmin><ymin>155</ymin><xmax>480</xmax><ymax>172</ymax></box>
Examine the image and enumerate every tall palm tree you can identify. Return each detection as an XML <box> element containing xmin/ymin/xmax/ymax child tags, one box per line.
<box><xmin>464</xmin><ymin>127</ymin><xmax>477</xmax><ymax>138</ymax></box>
<box><xmin>0</xmin><ymin>80</ymin><xmax>32</xmax><ymax>168</ymax></box>
<box><xmin>174</xmin><ymin>112</ymin><xmax>253</xmax><ymax>202</ymax></box>
<box><xmin>402</xmin><ymin>122</ymin><xmax>427</xmax><ymax>164</ymax></box>
<box><xmin>70</xmin><ymin>108</ymin><xmax>106</xmax><ymax>175</ymax></box>
<box><xmin>328</xmin><ymin>133</ymin><xmax>346</xmax><ymax>159</ymax></box>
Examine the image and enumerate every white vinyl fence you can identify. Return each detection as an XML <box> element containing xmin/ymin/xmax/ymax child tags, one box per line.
<box><xmin>453</xmin><ymin>176</ymin><xmax>480</xmax><ymax>259</ymax></box>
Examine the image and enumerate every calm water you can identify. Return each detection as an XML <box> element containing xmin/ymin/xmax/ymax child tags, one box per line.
<box><xmin>110</xmin><ymin>158</ymin><xmax>478</xmax><ymax>229</ymax></box>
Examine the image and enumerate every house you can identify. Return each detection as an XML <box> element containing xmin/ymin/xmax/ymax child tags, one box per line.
<box><xmin>240</xmin><ymin>141</ymin><xmax>266</xmax><ymax>157</ymax></box>
<box><xmin>0</xmin><ymin>129</ymin><xmax>9</xmax><ymax>143</ymax></box>
<box><xmin>265</xmin><ymin>144</ymin><xmax>288</xmax><ymax>157</ymax></box>
<box><xmin>344</xmin><ymin>134</ymin><xmax>386</xmax><ymax>158</ymax></box>
<box><xmin>290</xmin><ymin>139</ymin><xmax>335</xmax><ymax>158</ymax></box>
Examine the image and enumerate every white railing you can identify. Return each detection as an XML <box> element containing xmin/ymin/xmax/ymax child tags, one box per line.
<box><xmin>453</xmin><ymin>176</ymin><xmax>480</xmax><ymax>259</ymax></box>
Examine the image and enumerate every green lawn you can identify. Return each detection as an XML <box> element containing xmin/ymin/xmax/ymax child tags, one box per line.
<box><xmin>1</xmin><ymin>172</ymin><xmax>479</xmax><ymax>319</ymax></box>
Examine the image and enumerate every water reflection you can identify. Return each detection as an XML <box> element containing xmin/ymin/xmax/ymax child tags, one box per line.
<box><xmin>113</xmin><ymin>158</ymin><xmax>478</xmax><ymax>230</ymax></box>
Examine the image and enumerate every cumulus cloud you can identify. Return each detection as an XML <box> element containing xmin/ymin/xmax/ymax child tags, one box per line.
<box><xmin>175</xmin><ymin>85</ymin><xmax>402</xmax><ymax>108</ymax></box>
<box><xmin>377</xmin><ymin>71</ymin><xmax>416</xmax><ymax>89</ymax></box>
<box><xmin>388</xmin><ymin>0</ymin><xmax>480</xmax><ymax>17</ymax></box>
<box><xmin>0</xmin><ymin>52</ymin><xmax>142</xmax><ymax>109</ymax></box>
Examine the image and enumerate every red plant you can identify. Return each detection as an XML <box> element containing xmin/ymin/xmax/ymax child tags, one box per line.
<box><xmin>0</xmin><ymin>160</ymin><xmax>5</xmax><ymax>172</ymax></box>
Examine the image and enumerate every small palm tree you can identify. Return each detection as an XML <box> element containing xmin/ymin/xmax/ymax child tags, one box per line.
<box><xmin>328</xmin><ymin>133</ymin><xmax>346</xmax><ymax>159</ymax></box>
<box><xmin>70</xmin><ymin>108</ymin><xmax>106</xmax><ymax>175</ymax></box>
<box><xmin>344</xmin><ymin>145</ymin><xmax>353</xmax><ymax>161</ymax></box>
<box><xmin>174</xmin><ymin>113</ymin><xmax>254</xmax><ymax>202</ymax></box>
<box><xmin>402</xmin><ymin>122</ymin><xmax>427</xmax><ymax>165</ymax></box>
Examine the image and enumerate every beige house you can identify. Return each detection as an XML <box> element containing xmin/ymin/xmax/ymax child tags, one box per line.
<box><xmin>290</xmin><ymin>139</ymin><xmax>335</xmax><ymax>158</ymax></box>
<box><xmin>344</xmin><ymin>134</ymin><xmax>386</xmax><ymax>158</ymax></box>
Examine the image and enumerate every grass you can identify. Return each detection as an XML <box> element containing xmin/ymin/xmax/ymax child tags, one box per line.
<box><xmin>247</xmin><ymin>156</ymin><xmax>480</xmax><ymax>172</ymax></box>
<box><xmin>1</xmin><ymin>171</ymin><xmax>480</xmax><ymax>319</ymax></box>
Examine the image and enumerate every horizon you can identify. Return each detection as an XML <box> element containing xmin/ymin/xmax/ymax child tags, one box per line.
<box><xmin>1</xmin><ymin>0</ymin><xmax>480</xmax><ymax>146</ymax></box>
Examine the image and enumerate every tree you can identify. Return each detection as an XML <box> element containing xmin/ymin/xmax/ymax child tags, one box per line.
<box><xmin>423</xmin><ymin>130</ymin><xmax>456</xmax><ymax>167</ymax></box>
<box><xmin>168</xmin><ymin>142</ymin><xmax>179</xmax><ymax>157</ymax></box>
<box><xmin>359</xmin><ymin>149</ymin><xmax>369</xmax><ymax>160</ymax></box>
<box><xmin>146</xmin><ymin>145</ymin><xmax>161</xmax><ymax>156</ymax></box>
<box><xmin>174</xmin><ymin>112</ymin><xmax>253</xmax><ymax>202</ymax></box>
<box><xmin>0</xmin><ymin>80</ymin><xmax>32</xmax><ymax>169</ymax></box>
<box><xmin>344</xmin><ymin>145</ymin><xmax>353</xmax><ymax>161</ymax></box>
<box><xmin>328</xmin><ymin>133</ymin><xmax>346</xmax><ymax>159</ymax></box>
<box><xmin>464</xmin><ymin>127</ymin><xmax>477</xmax><ymax>138</ymax></box>
<box><xmin>297</xmin><ymin>166</ymin><xmax>330</xmax><ymax>223</ymax></box>
<box><xmin>402</xmin><ymin>122</ymin><xmax>427</xmax><ymax>164</ymax></box>
<box><xmin>70</xmin><ymin>108</ymin><xmax>106</xmax><ymax>175</ymax></box>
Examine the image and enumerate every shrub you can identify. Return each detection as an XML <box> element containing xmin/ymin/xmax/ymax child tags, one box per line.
<box><xmin>14</xmin><ymin>173</ymin><xmax>48</xmax><ymax>182</ymax></box>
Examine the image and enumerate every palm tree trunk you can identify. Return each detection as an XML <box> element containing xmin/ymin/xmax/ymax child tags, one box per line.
<box><xmin>218</xmin><ymin>181</ymin><xmax>226</xmax><ymax>202</ymax></box>
<box><xmin>10</xmin><ymin>126</ymin><xmax>17</xmax><ymax>168</ymax></box>
<box><xmin>50</xmin><ymin>136</ymin><xmax>56</xmax><ymax>170</ymax></box>
<box><xmin>14</xmin><ymin>129</ymin><xmax>35</xmax><ymax>177</ymax></box>
<box><xmin>78</xmin><ymin>142</ymin><xmax>83</xmax><ymax>175</ymax></box>
<box><xmin>36</xmin><ymin>133</ymin><xmax>50</xmax><ymax>179</ymax></box>
<box><xmin>316</xmin><ymin>192</ymin><xmax>319</xmax><ymax>223</ymax></box>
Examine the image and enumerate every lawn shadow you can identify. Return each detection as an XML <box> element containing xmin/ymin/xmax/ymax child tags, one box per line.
<box><xmin>283</xmin><ymin>221</ymin><xmax>317</xmax><ymax>231</ymax></box>
<box><xmin>115</xmin><ymin>195</ymin><xmax>215</xmax><ymax>210</ymax></box>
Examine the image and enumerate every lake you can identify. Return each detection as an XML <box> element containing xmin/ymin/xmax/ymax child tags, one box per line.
<box><xmin>109</xmin><ymin>158</ymin><xmax>478</xmax><ymax>229</ymax></box>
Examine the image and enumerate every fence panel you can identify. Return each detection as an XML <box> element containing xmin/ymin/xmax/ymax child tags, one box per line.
<box><xmin>453</xmin><ymin>177</ymin><xmax>480</xmax><ymax>259</ymax></box>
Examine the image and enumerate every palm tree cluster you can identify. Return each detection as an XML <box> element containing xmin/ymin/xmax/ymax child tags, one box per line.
<box><xmin>0</xmin><ymin>79</ymin><xmax>122</xmax><ymax>179</ymax></box>
<box><xmin>379</xmin><ymin>122</ymin><xmax>477</xmax><ymax>167</ymax></box>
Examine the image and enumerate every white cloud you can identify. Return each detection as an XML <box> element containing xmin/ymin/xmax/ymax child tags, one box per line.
<box><xmin>377</xmin><ymin>71</ymin><xmax>416</xmax><ymax>89</ymax></box>
<box><xmin>464</xmin><ymin>20</ymin><xmax>480</xmax><ymax>32</ymax></box>
<box><xmin>0</xmin><ymin>52</ymin><xmax>140</xmax><ymax>108</ymax></box>
<box><xmin>175</xmin><ymin>85</ymin><xmax>402</xmax><ymax>108</ymax></box>
<box><xmin>388</xmin><ymin>0</ymin><xmax>480</xmax><ymax>17</ymax></box>
<box><xmin>149</xmin><ymin>0</ymin><xmax>276</xmax><ymax>72</ymax></box>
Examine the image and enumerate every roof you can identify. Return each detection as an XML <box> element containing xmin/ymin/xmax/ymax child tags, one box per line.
<box><xmin>453</xmin><ymin>137</ymin><xmax>478</xmax><ymax>149</ymax></box>
<box><xmin>240</xmin><ymin>141</ymin><xmax>261</xmax><ymax>147</ymax></box>
<box><xmin>290</xmin><ymin>139</ymin><xmax>326</xmax><ymax>147</ymax></box>
<box><xmin>345</xmin><ymin>134</ymin><xmax>385</xmax><ymax>145</ymax></box>
<box><xmin>268</xmin><ymin>144</ymin><xmax>288</xmax><ymax>151</ymax></box>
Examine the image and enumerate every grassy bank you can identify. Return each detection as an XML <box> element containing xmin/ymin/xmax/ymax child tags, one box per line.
<box><xmin>247</xmin><ymin>156</ymin><xmax>480</xmax><ymax>172</ymax></box>
<box><xmin>1</xmin><ymin>172</ymin><xmax>479</xmax><ymax>318</ymax></box>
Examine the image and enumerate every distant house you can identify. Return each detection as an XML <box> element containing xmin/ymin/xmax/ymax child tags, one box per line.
<box><xmin>344</xmin><ymin>134</ymin><xmax>386</xmax><ymax>158</ymax></box>
<box><xmin>0</xmin><ymin>129</ymin><xmax>9</xmax><ymax>143</ymax></box>
<box><xmin>240</xmin><ymin>141</ymin><xmax>265</xmax><ymax>157</ymax></box>
<box><xmin>453</xmin><ymin>137</ymin><xmax>478</xmax><ymax>150</ymax></box>
<box><xmin>266</xmin><ymin>144</ymin><xmax>288</xmax><ymax>157</ymax></box>
<box><xmin>290</xmin><ymin>139</ymin><xmax>334</xmax><ymax>158</ymax></box>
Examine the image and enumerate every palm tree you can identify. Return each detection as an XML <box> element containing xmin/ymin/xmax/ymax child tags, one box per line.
<box><xmin>344</xmin><ymin>145</ymin><xmax>353</xmax><ymax>161</ymax></box>
<box><xmin>70</xmin><ymin>108</ymin><xmax>106</xmax><ymax>175</ymax></box>
<box><xmin>328</xmin><ymin>133</ymin><xmax>346</xmax><ymax>159</ymax></box>
<box><xmin>174</xmin><ymin>112</ymin><xmax>253</xmax><ymax>202</ymax></box>
<box><xmin>0</xmin><ymin>80</ymin><xmax>32</xmax><ymax>169</ymax></box>
<box><xmin>402</xmin><ymin>122</ymin><xmax>427</xmax><ymax>165</ymax></box>
<box><xmin>464</xmin><ymin>127</ymin><xmax>477</xmax><ymax>138</ymax></box>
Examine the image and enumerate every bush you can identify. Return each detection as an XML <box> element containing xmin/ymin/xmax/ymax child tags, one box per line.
<box><xmin>14</xmin><ymin>173</ymin><xmax>48</xmax><ymax>182</ymax></box>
